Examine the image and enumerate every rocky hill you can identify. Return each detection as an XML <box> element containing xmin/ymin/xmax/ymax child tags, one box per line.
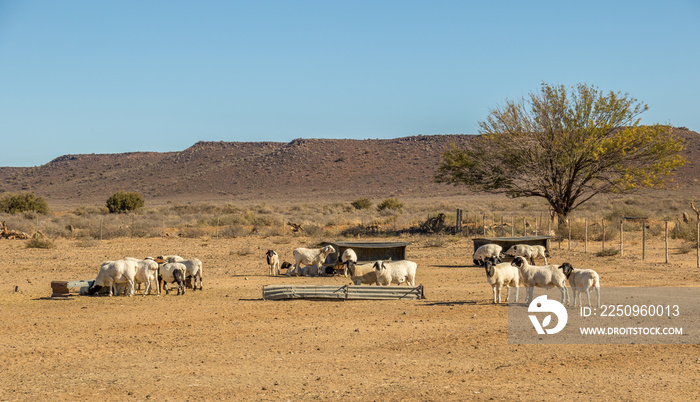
<box><xmin>1</xmin><ymin>128</ymin><xmax>698</xmax><ymax>209</ymax></box>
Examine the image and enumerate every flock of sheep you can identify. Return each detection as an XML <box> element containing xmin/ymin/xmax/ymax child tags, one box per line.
<box><xmin>86</xmin><ymin>255</ymin><xmax>203</xmax><ymax>297</ymax></box>
<box><xmin>84</xmin><ymin>240</ymin><xmax>598</xmax><ymax>307</ymax></box>
<box><xmin>475</xmin><ymin>243</ymin><xmax>601</xmax><ymax>308</ymax></box>
<box><xmin>265</xmin><ymin>245</ymin><xmax>418</xmax><ymax>287</ymax></box>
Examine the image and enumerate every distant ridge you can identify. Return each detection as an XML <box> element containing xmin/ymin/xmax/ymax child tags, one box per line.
<box><xmin>1</xmin><ymin>129</ymin><xmax>698</xmax><ymax>208</ymax></box>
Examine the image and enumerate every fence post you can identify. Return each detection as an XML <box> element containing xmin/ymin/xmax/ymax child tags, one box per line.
<box><xmin>620</xmin><ymin>220</ymin><xmax>624</xmax><ymax>257</ymax></box>
<box><xmin>568</xmin><ymin>218</ymin><xmax>572</xmax><ymax>251</ymax></box>
<box><xmin>602</xmin><ymin>219</ymin><xmax>605</xmax><ymax>252</ymax></box>
<box><xmin>642</xmin><ymin>220</ymin><xmax>646</xmax><ymax>260</ymax></box>
<box><xmin>665</xmin><ymin>221</ymin><xmax>669</xmax><ymax>263</ymax></box>
<box><xmin>511</xmin><ymin>217</ymin><xmax>514</xmax><ymax>237</ymax></box>
<box><xmin>584</xmin><ymin>218</ymin><xmax>588</xmax><ymax>253</ymax></box>
<box><xmin>523</xmin><ymin>216</ymin><xmax>526</xmax><ymax>236</ymax></box>
<box><xmin>482</xmin><ymin>214</ymin><xmax>486</xmax><ymax>236</ymax></box>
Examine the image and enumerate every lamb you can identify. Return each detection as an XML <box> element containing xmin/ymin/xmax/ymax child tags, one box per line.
<box><xmin>340</xmin><ymin>248</ymin><xmax>357</xmax><ymax>277</ymax></box>
<box><xmin>511</xmin><ymin>256</ymin><xmax>569</xmax><ymax>305</ymax></box>
<box><xmin>179</xmin><ymin>258</ymin><xmax>203</xmax><ymax>291</ymax></box>
<box><xmin>504</xmin><ymin>244</ymin><xmax>549</xmax><ymax>265</ymax></box>
<box><xmin>288</xmin><ymin>245</ymin><xmax>336</xmax><ymax>277</ymax></box>
<box><xmin>483</xmin><ymin>256</ymin><xmax>519</xmax><ymax>304</ymax></box>
<box><xmin>473</xmin><ymin>244</ymin><xmax>503</xmax><ymax>266</ymax></box>
<box><xmin>158</xmin><ymin>262</ymin><xmax>186</xmax><ymax>295</ymax></box>
<box><xmin>266</xmin><ymin>250</ymin><xmax>280</xmax><ymax>276</ymax></box>
<box><xmin>339</xmin><ymin>261</ymin><xmax>377</xmax><ymax>285</ymax></box>
<box><xmin>373</xmin><ymin>260</ymin><xmax>417</xmax><ymax>286</ymax></box>
<box><xmin>125</xmin><ymin>257</ymin><xmax>160</xmax><ymax>296</ymax></box>
<box><xmin>88</xmin><ymin>259</ymin><xmax>137</xmax><ymax>297</ymax></box>
<box><xmin>559</xmin><ymin>262</ymin><xmax>601</xmax><ymax>308</ymax></box>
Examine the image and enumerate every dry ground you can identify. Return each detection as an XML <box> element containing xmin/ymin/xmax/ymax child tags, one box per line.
<box><xmin>1</xmin><ymin>233</ymin><xmax>699</xmax><ymax>401</ymax></box>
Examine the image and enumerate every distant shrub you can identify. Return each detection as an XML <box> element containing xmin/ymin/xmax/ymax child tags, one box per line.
<box><xmin>377</xmin><ymin>198</ymin><xmax>403</xmax><ymax>212</ymax></box>
<box><xmin>106</xmin><ymin>191</ymin><xmax>145</xmax><ymax>213</ymax></box>
<box><xmin>595</xmin><ymin>248</ymin><xmax>620</xmax><ymax>257</ymax></box>
<box><xmin>26</xmin><ymin>237</ymin><xmax>55</xmax><ymax>249</ymax></box>
<box><xmin>0</xmin><ymin>192</ymin><xmax>50</xmax><ymax>214</ymax></box>
<box><xmin>351</xmin><ymin>198</ymin><xmax>372</xmax><ymax>210</ymax></box>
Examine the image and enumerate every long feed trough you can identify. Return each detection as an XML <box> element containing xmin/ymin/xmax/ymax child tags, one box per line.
<box><xmin>262</xmin><ymin>284</ymin><xmax>424</xmax><ymax>301</ymax></box>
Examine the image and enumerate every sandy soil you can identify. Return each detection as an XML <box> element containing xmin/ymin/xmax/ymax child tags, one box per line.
<box><xmin>1</xmin><ymin>234</ymin><xmax>699</xmax><ymax>401</ymax></box>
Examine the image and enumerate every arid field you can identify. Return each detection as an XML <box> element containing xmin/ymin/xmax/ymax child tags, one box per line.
<box><xmin>2</xmin><ymin>225</ymin><xmax>699</xmax><ymax>401</ymax></box>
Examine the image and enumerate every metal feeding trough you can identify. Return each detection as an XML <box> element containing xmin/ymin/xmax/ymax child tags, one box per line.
<box><xmin>262</xmin><ymin>284</ymin><xmax>424</xmax><ymax>301</ymax></box>
<box><xmin>318</xmin><ymin>241</ymin><xmax>412</xmax><ymax>275</ymax></box>
<box><xmin>50</xmin><ymin>280</ymin><xmax>92</xmax><ymax>298</ymax></box>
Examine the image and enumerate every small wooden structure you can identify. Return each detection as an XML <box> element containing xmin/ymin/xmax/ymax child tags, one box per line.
<box><xmin>263</xmin><ymin>284</ymin><xmax>424</xmax><ymax>300</ymax></box>
<box><xmin>321</xmin><ymin>241</ymin><xmax>411</xmax><ymax>264</ymax></box>
<box><xmin>472</xmin><ymin>236</ymin><xmax>552</xmax><ymax>256</ymax></box>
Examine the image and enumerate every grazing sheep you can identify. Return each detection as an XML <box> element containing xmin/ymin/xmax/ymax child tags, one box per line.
<box><xmin>340</xmin><ymin>248</ymin><xmax>358</xmax><ymax>277</ymax></box>
<box><xmin>511</xmin><ymin>256</ymin><xmax>569</xmax><ymax>305</ymax></box>
<box><xmin>483</xmin><ymin>256</ymin><xmax>519</xmax><ymax>304</ymax></box>
<box><xmin>473</xmin><ymin>244</ymin><xmax>503</xmax><ymax>266</ymax></box>
<box><xmin>178</xmin><ymin>258</ymin><xmax>203</xmax><ymax>291</ymax></box>
<box><xmin>125</xmin><ymin>257</ymin><xmax>160</xmax><ymax>296</ymax></box>
<box><xmin>266</xmin><ymin>250</ymin><xmax>280</xmax><ymax>276</ymax></box>
<box><xmin>288</xmin><ymin>245</ymin><xmax>336</xmax><ymax>277</ymax></box>
<box><xmin>373</xmin><ymin>260</ymin><xmax>417</xmax><ymax>286</ymax></box>
<box><xmin>159</xmin><ymin>263</ymin><xmax>186</xmax><ymax>295</ymax></box>
<box><xmin>504</xmin><ymin>244</ymin><xmax>549</xmax><ymax>265</ymax></box>
<box><xmin>559</xmin><ymin>262</ymin><xmax>601</xmax><ymax>308</ymax></box>
<box><xmin>88</xmin><ymin>259</ymin><xmax>137</xmax><ymax>297</ymax></box>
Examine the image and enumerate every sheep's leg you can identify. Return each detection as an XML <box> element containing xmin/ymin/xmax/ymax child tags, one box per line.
<box><xmin>559</xmin><ymin>286</ymin><xmax>568</xmax><ymax>306</ymax></box>
<box><xmin>127</xmin><ymin>278</ymin><xmax>134</xmax><ymax>297</ymax></box>
<box><xmin>109</xmin><ymin>279</ymin><xmax>114</xmax><ymax>297</ymax></box>
<box><xmin>492</xmin><ymin>285</ymin><xmax>498</xmax><ymax>304</ymax></box>
<box><xmin>585</xmin><ymin>287</ymin><xmax>592</xmax><ymax>308</ymax></box>
<box><xmin>198</xmin><ymin>273</ymin><xmax>203</xmax><ymax>290</ymax></box>
<box><xmin>514</xmin><ymin>284</ymin><xmax>519</xmax><ymax>303</ymax></box>
<box><xmin>595</xmin><ymin>286</ymin><xmax>601</xmax><ymax>309</ymax></box>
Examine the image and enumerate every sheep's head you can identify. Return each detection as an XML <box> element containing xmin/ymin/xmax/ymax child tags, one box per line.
<box><xmin>321</xmin><ymin>245</ymin><xmax>336</xmax><ymax>256</ymax></box>
<box><xmin>483</xmin><ymin>260</ymin><xmax>495</xmax><ymax>278</ymax></box>
<box><xmin>346</xmin><ymin>260</ymin><xmax>356</xmax><ymax>275</ymax></box>
<box><xmin>265</xmin><ymin>249</ymin><xmax>276</xmax><ymax>258</ymax></box>
<box><xmin>559</xmin><ymin>262</ymin><xmax>573</xmax><ymax>278</ymax></box>
<box><xmin>373</xmin><ymin>261</ymin><xmax>386</xmax><ymax>275</ymax></box>
<box><xmin>511</xmin><ymin>256</ymin><xmax>526</xmax><ymax>268</ymax></box>
<box><xmin>87</xmin><ymin>284</ymin><xmax>102</xmax><ymax>295</ymax></box>
<box><xmin>280</xmin><ymin>261</ymin><xmax>293</xmax><ymax>270</ymax></box>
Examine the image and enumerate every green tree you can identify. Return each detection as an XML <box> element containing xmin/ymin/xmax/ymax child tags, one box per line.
<box><xmin>0</xmin><ymin>192</ymin><xmax>50</xmax><ymax>214</ymax></box>
<box><xmin>106</xmin><ymin>191</ymin><xmax>145</xmax><ymax>213</ymax></box>
<box><xmin>435</xmin><ymin>83</ymin><xmax>686</xmax><ymax>219</ymax></box>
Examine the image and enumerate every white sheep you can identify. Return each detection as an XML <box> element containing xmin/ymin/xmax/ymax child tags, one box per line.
<box><xmin>288</xmin><ymin>245</ymin><xmax>335</xmax><ymax>277</ymax></box>
<box><xmin>504</xmin><ymin>244</ymin><xmax>549</xmax><ymax>265</ymax></box>
<box><xmin>158</xmin><ymin>262</ymin><xmax>186</xmax><ymax>295</ymax></box>
<box><xmin>473</xmin><ymin>244</ymin><xmax>503</xmax><ymax>266</ymax></box>
<box><xmin>559</xmin><ymin>262</ymin><xmax>601</xmax><ymax>308</ymax></box>
<box><xmin>266</xmin><ymin>250</ymin><xmax>280</xmax><ymax>276</ymax></box>
<box><xmin>179</xmin><ymin>258</ymin><xmax>203</xmax><ymax>291</ymax></box>
<box><xmin>125</xmin><ymin>257</ymin><xmax>160</xmax><ymax>296</ymax></box>
<box><xmin>88</xmin><ymin>259</ymin><xmax>137</xmax><ymax>297</ymax></box>
<box><xmin>340</xmin><ymin>248</ymin><xmax>357</xmax><ymax>277</ymax></box>
<box><xmin>373</xmin><ymin>260</ymin><xmax>417</xmax><ymax>286</ymax></box>
<box><xmin>510</xmin><ymin>256</ymin><xmax>569</xmax><ymax>305</ymax></box>
<box><xmin>483</xmin><ymin>257</ymin><xmax>519</xmax><ymax>304</ymax></box>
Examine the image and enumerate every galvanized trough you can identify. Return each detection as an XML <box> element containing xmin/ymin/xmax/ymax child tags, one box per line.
<box><xmin>262</xmin><ymin>284</ymin><xmax>424</xmax><ymax>301</ymax></box>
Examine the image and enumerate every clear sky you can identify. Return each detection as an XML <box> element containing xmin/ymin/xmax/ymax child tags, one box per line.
<box><xmin>1</xmin><ymin>0</ymin><xmax>698</xmax><ymax>167</ymax></box>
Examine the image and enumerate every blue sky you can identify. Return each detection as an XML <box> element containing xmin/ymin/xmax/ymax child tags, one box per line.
<box><xmin>1</xmin><ymin>0</ymin><xmax>698</xmax><ymax>167</ymax></box>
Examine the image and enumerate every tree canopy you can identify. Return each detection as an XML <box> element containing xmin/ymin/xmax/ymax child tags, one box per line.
<box><xmin>435</xmin><ymin>83</ymin><xmax>686</xmax><ymax>219</ymax></box>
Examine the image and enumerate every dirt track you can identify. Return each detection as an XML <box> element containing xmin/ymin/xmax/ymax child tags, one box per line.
<box><xmin>1</xmin><ymin>235</ymin><xmax>699</xmax><ymax>401</ymax></box>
